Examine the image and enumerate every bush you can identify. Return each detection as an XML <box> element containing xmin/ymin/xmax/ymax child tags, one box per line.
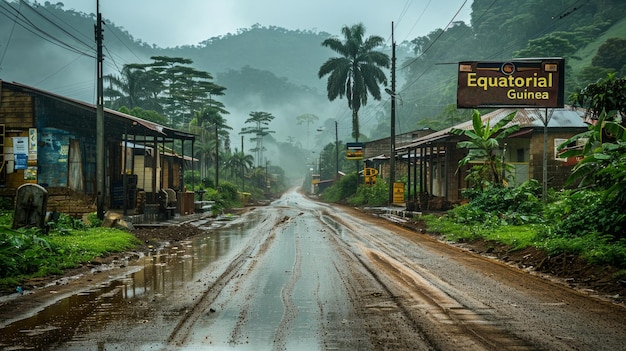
<box><xmin>321</xmin><ymin>173</ymin><xmax>358</xmax><ymax>203</ymax></box>
<box><xmin>348</xmin><ymin>180</ymin><xmax>388</xmax><ymax>206</ymax></box>
<box><xmin>543</xmin><ymin>189</ymin><xmax>626</xmax><ymax>239</ymax></box>
<box><xmin>455</xmin><ymin>180</ymin><xmax>543</xmax><ymax>225</ymax></box>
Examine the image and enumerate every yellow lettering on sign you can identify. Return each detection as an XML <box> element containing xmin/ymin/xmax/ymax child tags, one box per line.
<box><xmin>507</xmin><ymin>89</ymin><xmax>550</xmax><ymax>100</ymax></box>
<box><xmin>466</xmin><ymin>72</ymin><xmax>552</xmax><ymax>91</ymax></box>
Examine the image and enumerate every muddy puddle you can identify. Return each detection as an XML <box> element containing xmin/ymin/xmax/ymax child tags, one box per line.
<box><xmin>0</xmin><ymin>214</ymin><xmax>260</xmax><ymax>350</ymax></box>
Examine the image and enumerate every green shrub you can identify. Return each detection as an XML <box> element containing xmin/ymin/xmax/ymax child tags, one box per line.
<box><xmin>348</xmin><ymin>180</ymin><xmax>388</xmax><ymax>206</ymax></box>
<box><xmin>321</xmin><ymin>173</ymin><xmax>358</xmax><ymax>203</ymax></box>
<box><xmin>543</xmin><ymin>189</ymin><xmax>626</xmax><ymax>239</ymax></box>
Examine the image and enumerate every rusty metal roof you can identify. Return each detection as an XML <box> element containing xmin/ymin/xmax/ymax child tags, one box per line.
<box><xmin>397</xmin><ymin>106</ymin><xmax>587</xmax><ymax>150</ymax></box>
<box><xmin>1</xmin><ymin>80</ymin><xmax>195</xmax><ymax>141</ymax></box>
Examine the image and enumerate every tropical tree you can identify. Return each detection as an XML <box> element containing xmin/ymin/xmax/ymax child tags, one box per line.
<box><xmin>240</xmin><ymin>111</ymin><xmax>275</xmax><ymax>167</ymax></box>
<box><xmin>104</xmin><ymin>63</ymin><xmax>162</xmax><ymax>111</ymax></box>
<box><xmin>118</xmin><ymin>106</ymin><xmax>168</xmax><ymax>125</ymax></box>
<box><xmin>296</xmin><ymin>113</ymin><xmax>319</xmax><ymax>150</ymax></box>
<box><xmin>451</xmin><ymin>110</ymin><xmax>520</xmax><ymax>187</ymax></box>
<box><xmin>189</xmin><ymin>107</ymin><xmax>232</xmax><ymax>182</ymax></box>
<box><xmin>223</xmin><ymin>148</ymin><xmax>254</xmax><ymax>189</ymax></box>
<box><xmin>318</xmin><ymin>23</ymin><xmax>390</xmax><ymax>141</ymax></box>
<box><xmin>561</xmin><ymin>73</ymin><xmax>626</xmax><ymax>205</ymax></box>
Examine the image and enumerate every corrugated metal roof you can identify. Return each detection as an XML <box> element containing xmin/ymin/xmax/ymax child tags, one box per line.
<box><xmin>2</xmin><ymin>80</ymin><xmax>195</xmax><ymax>141</ymax></box>
<box><xmin>398</xmin><ymin>106</ymin><xmax>587</xmax><ymax>150</ymax></box>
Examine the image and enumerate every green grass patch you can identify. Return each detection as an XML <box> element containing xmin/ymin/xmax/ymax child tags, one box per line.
<box><xmin>0</xmin><ymin>224</ymin><xmax>141</xmax><ymax>291</ymax></box>
<box><xmin>484</xmin><ymin>225</ymin><xmax>537</xmax><ymax>250</ymax></box>
<box><xmin>423</xmin><ymin>214</ymin><xmax>537</xmax><ymax>250</ymax></box>
<box><xmin>47</xmin><ymin>228</ymin><xmax>141</xmax><ymax>267</ymax></box>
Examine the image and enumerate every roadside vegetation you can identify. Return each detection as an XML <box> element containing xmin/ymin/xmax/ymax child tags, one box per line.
<box><xmin>0</xmin><ymin>170</ymin><xmax>282</xmax><ymax>293</ymax></box>
<box><xmin>320</xmin><ymin>74</ymin><xmax>626</xmax><ymax>273</ymax></box>
<box><xmin>0</xmin><ymin>211</ymin><xmax>140</xmax><ymax>292</ymax></box>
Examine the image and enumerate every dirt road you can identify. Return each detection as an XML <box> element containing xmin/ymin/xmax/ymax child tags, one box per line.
<box><xmin>1</xmin><ymin>189</ymin><xmax>625</xmax><ymax>350</ymax></box>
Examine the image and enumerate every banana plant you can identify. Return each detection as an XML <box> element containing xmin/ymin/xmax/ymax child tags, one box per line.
<box><xmin>451</xmin><ymin>110</ymin><xmax>519</xmax><ymax>186</ymax></box>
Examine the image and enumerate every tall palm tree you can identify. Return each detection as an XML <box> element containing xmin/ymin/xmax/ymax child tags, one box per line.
<box><xmin>190</xmin><ymin>107</ymin><xmax>232</xmax><ymax>182</ymax></box>
<box><xmin>318</xmin><ymin>23</ymin><xmax>390</xmax><ymax>141</ymax></box>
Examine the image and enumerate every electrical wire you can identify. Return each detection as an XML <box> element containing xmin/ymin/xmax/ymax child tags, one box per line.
<box><xmin>0</xmin><ymin>1</ymin><xmax>95</xmax><ymax>57</ymax></box>
<box><xmin>22</xmin><ymin>0</ymin><xmax>94</xmax><ymax>52</ymax></box>
<box><xmin>0</xmin><ymin>1</ymin><xmax>19</xmax><ymax>71</ymax></box>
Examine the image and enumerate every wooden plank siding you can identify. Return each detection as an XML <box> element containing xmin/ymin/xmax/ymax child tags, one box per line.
<box><xmin>0</xmin><ymin>80</ymin><xmax>195</xmax><ymax>217</ymax></box>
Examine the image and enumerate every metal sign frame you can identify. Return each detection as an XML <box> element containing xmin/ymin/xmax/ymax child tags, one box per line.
<box><xmin>457</xmin><ymin>58</ymin><xmax>565</xmax><ymax>108</ymax></box>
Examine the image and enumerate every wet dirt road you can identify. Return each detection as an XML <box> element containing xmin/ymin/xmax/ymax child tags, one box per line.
<box><xmin>1</xmin><ymin>189</ymin><xmax>626</xmax><ymax>350</ymax></box>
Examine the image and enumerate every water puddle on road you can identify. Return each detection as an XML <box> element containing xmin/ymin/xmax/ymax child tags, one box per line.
<box><xmin>0</xmin><ymin>213</ymin><xmax>261</xmax><ymax>350</ymax></box>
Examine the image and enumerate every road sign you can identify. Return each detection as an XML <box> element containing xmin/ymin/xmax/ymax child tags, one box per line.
<box><xmin>393</xmin><ymin>182</ymin><xmax>404</xmax><ymax>204</ymax></box>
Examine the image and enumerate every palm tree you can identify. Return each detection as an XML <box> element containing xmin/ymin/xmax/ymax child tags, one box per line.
<box><xmin>104</xmin><ymin>63</ymin><xmax>162</xmax><ymax>111</ymax></box>
<box><xmin>318</xmin><ymin>23</ymin><xmax>390</xmax><ymax>141</ymax></box>
<box><xmin>223</xmin><ymin>148</ymin><xmax>254</xmax><ymax>189</ymax></box>
<box><xmin>190</xmin><ymin>107</ymin><xmax>232</xmax><ymax>183</ymax></box>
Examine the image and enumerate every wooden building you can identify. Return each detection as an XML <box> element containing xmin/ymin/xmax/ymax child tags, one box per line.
<box><xmin>395</xmin><ymin>107</ymin><xmax>589</xmax><ymax>210</ymax></box>
<box><xmin>0</xmin><ymin>80</ymin><xmax>195</xmax><ymax>217</ymax></box>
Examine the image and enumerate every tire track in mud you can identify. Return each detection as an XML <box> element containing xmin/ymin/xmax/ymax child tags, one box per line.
<box><xmin>364</xmin><ymin>248</ymin><xmax>537</xmax><ymax>351</ymax></box>
<box><xmin>319</xmin><ymin>211</ymin><xmax>434</xmax><ymax>350</ymax></box>
<box><xmin>322</xmin><ymin>210</ymin><xmax>538</xmax><ymax>351</ymax></box>
<box><xmin>166</xmin><ymin>213</ymin><xmax>288</xmax><ymax>347</ymax></box>
<box><xmin>272</xmin><ymin>221</ymin><xmax>302</xmax><ymax>351</ymax></box>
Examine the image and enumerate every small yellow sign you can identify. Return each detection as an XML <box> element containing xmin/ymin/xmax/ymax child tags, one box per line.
<box><xmin>364</xmin><ymin>167</ymin><xmax>378</xmax><ymax>185</ymax></box>
<box><xmin>393</xmin><ymin>182</ymin><xmax>404</xmax><ymax>204</ymax></box>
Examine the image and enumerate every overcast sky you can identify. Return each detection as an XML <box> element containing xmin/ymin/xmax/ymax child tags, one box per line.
<box><xmin>57</xmin><ymin>0</ymin><xmax>473</xmax><ymax>47</ymax></box>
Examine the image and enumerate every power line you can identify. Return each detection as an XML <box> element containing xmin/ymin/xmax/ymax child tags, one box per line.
<box><xmin>400</xmin><ymin>0</ymin><xmax>469</xmax><ymax>72</ymax></box>
<box><xmin>0</xmin><ymin>0</ymin><xmax>20</xmax><ymax>70</ymax></box>
<box><xmin>0</xmin><ymin>0</ymin><xmax>95</xmax><ymax>58</ymax></box>
<box><xmin>23</xmin><ymin>0</ymin><xmax>94</xmax><ymax>52</ymax></box>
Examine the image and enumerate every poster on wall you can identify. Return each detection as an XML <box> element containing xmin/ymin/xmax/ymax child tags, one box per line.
<box><xmin>29</xmin><ymin>128</ymin><xmax>37</xmax><ymax>156</ymax></box>
<box><xmin>13</xmin><ymin>137</ymin><xmax>28</xmax><ymax>170</ymax></box>
<box><xmin>14</xmin><ymin>154</ymin><xmax>28</xmax><ymax>170</ymax></box>
<box><xmin>24</xmin><ymin>166</ymin><xmax>37</xmax><ymax>180</ymax></box>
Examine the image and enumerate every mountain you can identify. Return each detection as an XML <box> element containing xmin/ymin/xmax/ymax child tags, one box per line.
<box><xmin>1</xmin><ymin>0</ymin><xmax>625</xmax><ymax>145</ymax></box>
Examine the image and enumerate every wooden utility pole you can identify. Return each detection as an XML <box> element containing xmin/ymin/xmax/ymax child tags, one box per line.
<box><xmin>388</xmin><ymin>22</ymin><xmax>396</xmax><ymax>205</ymax></box>
<box><xmin>95</xmin><ymin>0</ymin><xmax>105</xmax><ymax>219</ymax></box>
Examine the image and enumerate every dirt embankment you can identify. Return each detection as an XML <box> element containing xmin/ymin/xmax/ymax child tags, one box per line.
<box><xmin>386</xmin><ymin>214</ymin><xmax>626</xmax><ymax>305</ymax></box>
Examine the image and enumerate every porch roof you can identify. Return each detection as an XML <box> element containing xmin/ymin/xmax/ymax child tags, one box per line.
<box><xmin>397</xmin><ymin>106</ymin><xmax>587</xmax><ymax>151</ymax></box>
<box><xmin>1</xmin><ymin>80</ymin><xmax>195</xmax><ymax>142</ymax></box>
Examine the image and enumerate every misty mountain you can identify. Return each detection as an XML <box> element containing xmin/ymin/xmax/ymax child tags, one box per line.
<box><xmin>1</xmin><ymin>0</ymin><xmax>625</xmax><ymax>147</ymax></box>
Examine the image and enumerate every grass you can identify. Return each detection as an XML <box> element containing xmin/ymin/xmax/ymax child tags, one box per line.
<box><xmin>422</xmin><ymin>213</ymin><xmax>626</xmax><ymax>268</ymax></box>
<box><xmin>0</xmin><ymin>222</ymin><xmax>141</xmax><ymax>291</ymax></box>
<box><xmin>47</xmin><ymin>228</ymin><xmax>141</xmax><ymax>267</ymax></box>
<box><xmin>423</xmin><ymin>215</ymin><xmax>536</xmax><ymax>250</ymax></box>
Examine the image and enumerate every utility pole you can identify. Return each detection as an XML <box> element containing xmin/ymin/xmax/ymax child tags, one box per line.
<box><xmin>335</xmin><ymin>120</ymin><xmax>339</xmax><ymax>180</ymax></box>
<box><xmin>241</xmin><ymin>135</ymin><xmax>245</xmax><ymax>191</ymax></box>
<box><xmin>388</xmin><ymin>22</ymin><xmax>397</xmax><ymax>205</ymax></box>
<box><xmin>215</xmin><ymin>123</ymin><xmax>219</xmax><ymax>188</ymax></box>
<box><xmin>95</xmin><ymin>0</ymin><xmax>105</xmax><ymax>219</ymax></box>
